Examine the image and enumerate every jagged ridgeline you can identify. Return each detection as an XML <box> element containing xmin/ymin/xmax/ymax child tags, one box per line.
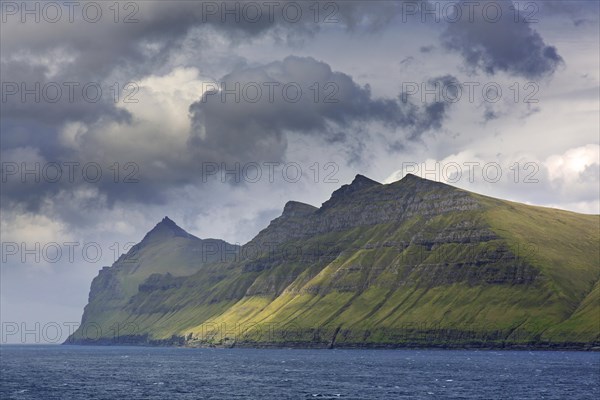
<box><xmin>67</xmin><ymin>174</ymin><xmax>600</xmax><ymax>349</ymax></box>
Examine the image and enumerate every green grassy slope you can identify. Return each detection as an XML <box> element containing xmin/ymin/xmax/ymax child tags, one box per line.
<box><xmin>478</xmin><ymin>195</ymin><xmax>600</xmax><ymax>343</ymax></box>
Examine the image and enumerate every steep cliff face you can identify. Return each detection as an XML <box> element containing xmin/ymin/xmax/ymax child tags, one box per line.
<box><xmin>68</xmin><ymin>175</ymin><xmax>600</xmax><ymax>348</ymax></box>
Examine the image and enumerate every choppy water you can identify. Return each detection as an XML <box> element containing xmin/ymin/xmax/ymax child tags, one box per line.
<box><xmin>1</xmin><ymin>345</ymin><xmax>598</xmax><ymax>399</ymax></box>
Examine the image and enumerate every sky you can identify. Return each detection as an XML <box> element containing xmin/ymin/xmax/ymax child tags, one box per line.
<box><xmin>1</xmin><ymin>0</ymin><xmax>599</xmax><ymax>344</ymax></box>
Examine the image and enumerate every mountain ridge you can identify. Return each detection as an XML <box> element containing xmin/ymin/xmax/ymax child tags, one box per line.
<box><xmin>67</xmin><ymin>174</ymin><xmax>600</xmax><ymax>349</ymax></box>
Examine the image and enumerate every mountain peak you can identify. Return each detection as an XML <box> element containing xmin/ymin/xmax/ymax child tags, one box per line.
<box><xmin>141</xmin><ymin>216</ymin><xmax>197</xmax><ymax>243</ymax></box>
<box><xmin>398</xmin><ymin>173</ymin><xmax>437</xmax><ymax>183</ymax></box>
<box><xmin>392</xmin><ymin>173</ymin><xmax>450</xmax><ymax>191</ymax></box>
<box><xmin>160</xmin><ymin>216</ymin><xmax>176</xmax><ymax>225</ymax></box>
<box><xmin>400</xmin><ymin>173</ymin><xmax>419</xmax><ymax>180</ymax></box>
<box><xmin>352</xmin><ymin>174</ymin><xmax>381</xmax><ymax>187</ymax></box>
<box><xmin>320</xmin><ymin>174</ymin><xmax>381</xmax><ymax>210</ymax></box>
<box><xmin>282</xmin><ymin>201</ymin><xmax>318</xmax><ymax>218</ymax></box>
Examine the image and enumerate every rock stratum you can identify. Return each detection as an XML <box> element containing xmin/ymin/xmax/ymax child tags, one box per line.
<box><xmin>67</xmin><ymin>174</ymin><xmax>600</xmax><ymax>349</ymax></box>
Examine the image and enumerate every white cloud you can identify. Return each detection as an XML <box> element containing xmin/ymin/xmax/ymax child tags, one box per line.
<box><xmin>57</xmin><ymin>67</ymin><xmax>209</xmax><ymax>165</ymax></box>
<box><xmin>1</xmin><ymin>210</ymin><xmax>72</xmax><ymax>246</ymax></box>
<box><xmin>545</xmin><ymin>144</ymin><xmax>599</xmax><ymax>182</ymax></box>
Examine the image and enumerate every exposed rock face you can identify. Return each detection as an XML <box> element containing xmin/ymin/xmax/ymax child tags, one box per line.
<box><xmin>88</xmin><ymin>267</ymin><xmax>125</xmax><ymax>301</ymax></box>
<box><xmin>68</xmin><ymin>174</ymin><xmax>600</xmax><ymax>349</ymax></box>
<box><xmin>248</xmin><ymin>174</ymin><xmax>481</xmax><ymax>248</ymax></box>
<box><xmin>320</xmin><ymin>174</ymin><xmax>382</xmax><ymax>210</ymax></box>
<box><xmin>315</xmin><ymin>174</ymin><xmax>480</xmax><ymax>227</ymax></box>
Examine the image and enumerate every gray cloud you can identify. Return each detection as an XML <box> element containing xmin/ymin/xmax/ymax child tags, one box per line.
<box><xmin>189</xmin><ymin>56</ymin><xmax>456</xmax><ymax>163</ymax></box>
<box><xmin>442</xmin><ymin>0</ymin><xmax>563</xmax><ymax>79</ymax></box>
<box><xmin>0</xmin><ymin>59</ymin><xmax>132</xmax><ymax>127</ymax></box>
<box><xmin>0</xmin><ymin>1</ymin><xmax>412</xmax><ymax>79</ymax></box>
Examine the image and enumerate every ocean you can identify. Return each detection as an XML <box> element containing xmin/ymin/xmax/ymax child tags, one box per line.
<box><xmin>1</xmin><ymin>346</ymin><xmax>598</xmax><ymax>399</ymax></box>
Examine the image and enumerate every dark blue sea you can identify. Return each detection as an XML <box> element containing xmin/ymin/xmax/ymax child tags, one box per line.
<box><xmin>1</xmin><ymin>346</ymin><xmax>598</xmax><ymax>399</ymax></box>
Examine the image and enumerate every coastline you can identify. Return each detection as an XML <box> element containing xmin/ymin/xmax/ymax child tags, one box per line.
<box><xmin>63</xmin><ymin>338</ymin><xmax>600</xmax><ymax>351</ymax></box>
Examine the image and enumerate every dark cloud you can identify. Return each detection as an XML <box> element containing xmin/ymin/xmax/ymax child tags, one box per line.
<box><xmin>189</xmin><ymin>56</ymin><xmax>456</xmax><ymax>163</ymax></box>
<box><xmin>442</xmin><ymin>0</ymin><xmax>563</xmax><ymax>79</ymax></box>
<box><xmin>0</xmin><ymin>59</ymin><xmax>131</xmax><ymax>127</ymax></box>
<box><xmin>1</xmin><ymin>1</ymin><xmax>412</xmax><ymax>81</ymax></box>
